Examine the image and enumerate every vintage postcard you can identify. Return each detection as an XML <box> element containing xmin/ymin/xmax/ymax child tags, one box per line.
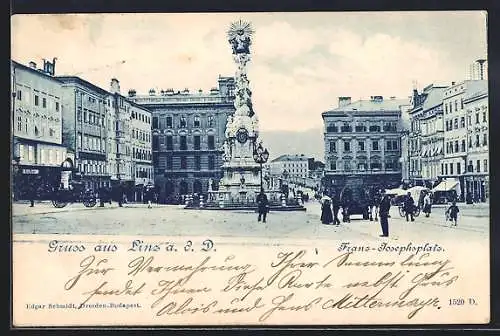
<box><xmin>11</xmin><ymin>11</ymin><xmax>489</xmax><ymax>327</ymax></box>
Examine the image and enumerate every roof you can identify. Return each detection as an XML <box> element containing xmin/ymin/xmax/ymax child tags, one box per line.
<box><xmin>463</xmin><ymin>80</ymin><xmax>488</xmax><ymax>100</ymax></box>
<box><xmin>271</xmin><ymin>154</ymin><xmax>310</xmax><ymax>163</ymax></box>
<box><xmin>324</xmin><ymin>98</ymin><xmax>409</xmax><ymax>115</ymax></box>
<box><xmin>57</xmin><ymin>76</ymin><xmax>109</xmax><ymax>96</ymax></box>
<box><xmin>422</xmin><ymin>87</ymin><xmax>446</xmax><ymax>111</ymax></box>
<box><xmin>11</xmin><ymin>60</ymin><xmax>64</xmax><ymax>84</ymax></box>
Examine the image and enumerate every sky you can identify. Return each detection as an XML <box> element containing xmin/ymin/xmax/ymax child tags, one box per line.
<box><xmin>11</xmin><ymin>12</ymin><xmax>487</xmax><ymax>132</ymax></box>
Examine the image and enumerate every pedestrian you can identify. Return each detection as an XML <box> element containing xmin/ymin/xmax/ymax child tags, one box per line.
<box><xmin>423</xmin><ymin>192</ymin><xmax>432</xmax><ymax>217</ymax></box>
<box><xmin>403</xmin><ymin>191</ymin><xmax>415</xmax><ymax>222</ymax></box>
<box><xmin>320</xmin><ymin>196</ymin><xmax>333</xmax><ymax>225</ymax></box>
<box><xmin>116</xmin><ymin>183</ymin><xmax>124</xmax><ymax>207</ymax></box>
<box><xmin>379</xmin><ymin>194</ymin><xmax>391</xmax><ymax>237</ymax></box>
<box><xmin>257</xmin><ymin>188</ymin><xmax>269</xmax><ymax>223</ymax></box>
<box><xmin>27</xmin><ymin>181</ymin><xmax>36</xmax><ymax>207</ymax></box>
<box><xmin>146</xmin><ymin>186</ymin><xmax>153</xmax><ymax>208</ymax></box>
<box><xmin>98</xmin><ymin>186</ymin><xmax>107</xmax><ymax>207</ymax></box>
<box><xmin>331</xmin><ymin>193</ymin><xmax>341</xmax><ymax>225</ymax></box>
<box><xmin>446</xmin><ymin>201</ymin><xmax>460</xmax><ymax>226</ymax></box>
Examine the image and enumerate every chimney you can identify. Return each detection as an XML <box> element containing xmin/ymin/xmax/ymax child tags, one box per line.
<box><xmin>128</xmin><ymin>89</ymin><xmax>136</xmax><ymax>97</ymax></box>
<box><xmin>451</xmin><ymin>81</ymin><xmax>456</xmax><ymax>86</ymax></box>
<box><xmin>110</xmin><ymin>78</ymin><xmax>121</xmax><ymax>94</ymax></box>
<box><xmin>338</xmin><ymin>96</ymin><xmax>351</xmax><ymax>107</ymax></box>
<box><xmin>29</xmin><ymin>61</ymin><xmax>37</xmax><ymax>69</ymax></box>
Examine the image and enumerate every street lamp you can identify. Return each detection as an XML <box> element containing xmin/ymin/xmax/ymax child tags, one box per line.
<box><xmin>253</xmin><ymin>142</ymin><xmax>269</xmax><ymax>191</ymax></box>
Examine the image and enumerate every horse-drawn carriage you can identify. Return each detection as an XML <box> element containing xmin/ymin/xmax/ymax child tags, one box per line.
<box><xmin>51</xmin><ymin>181</ymin><xmax>97</xmax><ymax>208</ymax></box>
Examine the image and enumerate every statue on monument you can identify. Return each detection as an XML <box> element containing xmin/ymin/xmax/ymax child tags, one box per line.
<box><xmin>222</xmin><ymin>140</ymin><xmax>231</xmax><ymax>161</ymax></box>
<box><xmin>227</xmin><ymin>20</ymin><xmax>254</xmax><ymax>55</ymax></box>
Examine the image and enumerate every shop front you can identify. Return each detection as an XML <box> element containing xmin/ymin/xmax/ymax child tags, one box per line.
<box><xmin>464</xmin><ymin>174</ymin><xmax>488</xmax><ymax>203</ymax></box>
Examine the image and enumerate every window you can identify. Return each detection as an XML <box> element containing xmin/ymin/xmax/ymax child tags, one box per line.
<box><xmin>386</xmin><ymin>140</ymin><xmax>398</xmax><ymax>151</ymax></box>
<box><xmin>55</xmin><ymin>102</ymin><xmax>59</xmax><ymax>111</ymax></box>
<box><xmin>49</xmin><ymin>128</ymin><xmax>55</xmax><ymax>137</ymax></box>
<box><xmin>454</xmin><ymin>140</ymin><xmax>459</xmax><ymax>153</ymax></box>
<box><xmin>484</xmin><ymin>159</ymin><xmax>488</xmax><ymax>172</ymax></box>
<box><xmin>461</xmin><ymin>140</ymin><xmax>466</xmax><ymax>152</ymax></box>
<box><xmin>468</xmin><ymin>115</ymin><xmax>472</xmax><ymax>126</ymax></box>
<box><xmin>42</xmin><ymin>97</ymin><xmax>47</xmax><ymax>108</ymax></box>
<box><xmin>369</xmin><ymin>125</ymin><xmax>381</xmax><ymax>132</ymax></box>
<box><xmin>370</xmin><ymin>160</ymin><xmax>381</xmax><ymax>170</ymax></box>
<box><xmin>28</xmin><ymin>146</ymin><xmax>34</xmax><ymax>161</ymax></box>
<box><xmin>454</xmin><ymin>100</ymin><xmax>458</xmax><ymax>112</ymax></box>
<box><xmin>453</xmin><ymin>118</ymin><xmax>458</xmax><ymax>129</ymax></box>
<box><xmin>195</xmin><ymin>156</ymin><xmax>201</xmax><ymax>170</ymax></box>
<box><xmin>34</xmin><ymin>126</ymin><xmax>39</xmax><ymax>136</ymax></box>
<box><xmin>372</xmin><ymin>140</ymin><xmax>379</xmax><ymax>151</ymax></box>
<box><xmin>444</xmin><ymin>104</ymin><xmax>448</xmax><ymax>114</ymax></box>
<box><xmin>330</xmin><ymin>162</ymin><xmax>336</xmax><ymax>170</ymax></box>
<box><xmin>483</xmin><ymin>111</ymin><xmax>487</xmax><ymax>123</ymax></box>
<box><xmin>457</xmin><ymin>162</ymin><xmax>461</xmax><ymax>175</ymax></box>
<box><xmin>180</xmin><ymin>135</ymin><xmax>187</xmax><ymax>150</ymax></box>
<box><xmin>483</xmin><ymin>133</ymin><xmax>488</xmax><ymax>146</ymax></box>
<box><xmin>444</xmin><ymin>163</ymin><xmax>448</xmax><ymax>175</ymax></box>
<box><xmin>355</xmin><ymin>124</ymin><xmax>366</xmax><ymax>132</ymax></box>
<box><xmin>460</xmin><ymin>98</ymin><xmax>464</xmax><ymax>110</ymax></box>
<box><xmin>383</xmin><ymin>122</ymin><xmax>397</xmax><ymax>132</ymax></box>
<box><xmin>343</xmin><ymin>140</ymin><xmax>350</xmax><ymax>152</ymax></box>
<box><xmin>475</xmin><ymin>134</ymin><xmax>480</xmax><ymax>147</ymax></box>
<box><xmin>450</xmin><ymin>163</ymin><xmax>454</xmax><ymax>175</ymax></box>
<box><xmin>16</xmin><ymin>90</ymin><xmax>22</xmax><ymax>100</ymax></box>
<box><xmin>385</xmin><ymin>160</ymin><xmax>394</xmax><ymax>170</ymax></box>
<box><xmin>152</xmin><ymin>117</ymin><xmax>158</xmax><ymax>128</ymax></box>
<box><xmin>441</xmin><ymin>163</ymin><xmax>444</xmax><ymax>175</ymax></box>
<box><xmin>358</xmin><ymin>141</ymin><xmax>365</xmax><ymax>151</ymax></box>
<box><xmin>342</xmin><ymin>161</ymin><xmax>351</xmax><ymax>171</ymax></box>
<box><xmin>180</xmin><ymin>116</ymin><xmax>187</xmax><ymax>128</ymax></box>
<box><xmin>476</xmin><ymin>160</ymin><xmax>481</xmax><ymax>172</ymax></box>
<box><xmin>469</xmin><ymin>137</ymin><xmax>472</xmax><ymax>148</ymax></box>
<box><xmin>166</xmin><ymin>135</ymin><xmax>173</xmax><ymax>150</ymax></box>
<box><xmin>208</xmin><ymin>135</ymin><xmax>215</xmax><ymax>150</ymax></box>
<box><xmin>326</xmin><ymin>124</ymin><xmax>338</xmax><ymax>132</ymax></box>
<box><xmin>208</xmin><ymin>155</ymin><xmax>215</xmax><ymax>170</ymax></box>
<box><xmin>194</xmin><ymin>135</ymin><xmax>201</xmax><ymax>150</ymax></box>
<box><xmin>329</xmin><ymin>141</ymin><xmax>336</xmax><ymax>153</ymax></box>
<box><xmin>194</xmin><ymin>116</ymin><xmax>200</xmax><ymax>128</ymax></box>
<box><xmin>208</xmin><ymin>115</ymin><xmax>214</xmax><ymax>127</ymax></box>
<box><xmin>166</xmin><ymin>116</ymin><xmax>172</xmax><ymax>128</ymax></box>
<box><xmin>17</xmin><ymin>116</ymin><xmax>22</xmax><ymax>132</ymax></box>
<box><xmin>34</xmin><ymin>95</ymin><xmax>39</xmax><ymax>106</ymax></box>
<box><xmin>341</xmin><ymin>123</ymin><xmax>352</xmax><ymax>132</ymax></box>
<box><xmin>77</xmin><ymin>134</ymin><xmax>82</xmax><ymax>148</ymax></box>
<box><xmin>476</xmin><ymin>113</ymin><xmax>480</xmax><ymax>124</ymax></box>
<box><xmin>460</xmin><ymin>117</ymin><xmax>465</xmax><ymax>128</ymax></box>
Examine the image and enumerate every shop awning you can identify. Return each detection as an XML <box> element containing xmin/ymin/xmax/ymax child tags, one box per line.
<box><xmin>432</xmin><ymin>178</ymin><xmax>460</xmax><ymax>192</ymax></box>
<box><xmin>420</xmin><ymin>145</ymin><xmax>428</xmax><ymax>157</ymax></box>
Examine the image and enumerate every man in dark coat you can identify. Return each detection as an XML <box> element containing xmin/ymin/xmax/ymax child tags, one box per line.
<box><xmin>403</xmin><ymin>192</ymin><xmax>415</xmax><ymax>222</ymax></box>
<box><xmin>379</xmin><ymin>194</ymin><xmax>391</xmax><ymax>237</ymax></box>
<box><xmin>98</xmin><ymin>186</ymin><xmax>107</xmax><ymax>207</ymax></box>
<box><xmin>331</xmin><ymin>193</ymin><xmax>341</xmax><ymax>225</ymax></box>
<box><xmin>115</xmin><ymin>183</ymin><xmax>124</xmax><ymax>207</ymax></box>
<box><xmin>256</xmin><ymin>189</ymin><xmax>269</xmax><ymax>223</ymax></box>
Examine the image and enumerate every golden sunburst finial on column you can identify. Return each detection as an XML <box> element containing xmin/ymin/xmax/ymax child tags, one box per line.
<box><xmin>227</xmin><ymin>20</ymin><xmax>255</xmax><ymax>55</ymax></box>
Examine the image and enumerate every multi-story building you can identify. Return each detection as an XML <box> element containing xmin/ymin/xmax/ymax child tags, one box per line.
<box><xmin>322</xmin><ymin>96</ymin><xmax>408</xmax><ymax>195</ymax></box>
<box><xmin>441</xmin><ymin>80</ymin><xmax>486</xmax><ymax>200</ymax></box>
<box><xmin>58</xmin><ymin>75</ymin><xmax>110</xmax><ymax>190</ymax></box>
<box><xmin>463</xmin><ymin>81</ymin><xmax>488</xmax><ymax>201</ymax></box>
<box><xmin>130</xmin><ymin>97</ymin><xmax>153</xmax><ymax>201</ymax></box>
<box><xmin>129</xmin><ymin>76</ymin><xmax>235</xmax><ymax>203</ymax></box>
<box><xmin>468</xmin><ymin>59</ymin><xmax>488</xmax><ymax>80</ymax></box>
<box><xmin>268</xmin><ymin>154</ymin><xmax>310</xmax><ymax>186</ymax></box>
<box><xmin>407</xmin><ymin>84</ymin><xmax>447</xmax><ymax>187</ymax></box>
<box><xmin>399</xmin><ymin>103</ymin><xmax>412</xmax><ymax>184</ymax></box>
<box><xmin>11</xmin><ymin>59</ymin><xmax>72</xmax><ymax>198</ymax></box>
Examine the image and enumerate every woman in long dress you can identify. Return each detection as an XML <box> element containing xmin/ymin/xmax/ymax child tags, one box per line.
<box><xmin>320</xmin><ymin>196</ymin><xmax>334</xmax><ymax>225</ymax></box>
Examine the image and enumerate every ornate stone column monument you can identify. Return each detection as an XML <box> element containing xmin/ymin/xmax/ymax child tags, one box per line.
<box><xmin>218</xmin><ymin>20</ymin><xmax>264</xmax><ymax>205</ymax></box>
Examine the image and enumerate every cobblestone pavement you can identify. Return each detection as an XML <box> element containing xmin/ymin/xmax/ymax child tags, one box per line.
<box><xmin>11</xmin><ymin>200</ymin><xmax>488</xmax><ymax>243</ymax></box>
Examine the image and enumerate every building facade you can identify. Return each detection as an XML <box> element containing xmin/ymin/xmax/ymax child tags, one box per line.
<box><xmin>268</xmin><ymin>154</ymin><xmax>310</xmax><ymax>187</ymax></box>
<box><xmin>408</xmin><ymin>84</ymin><xmax>447</xmax><ymax>187</ymax></box>
<box><xmin>322</xmin><ymin>96</ymin><xmax>408</xmax><ymax>195</ymax></box>
<box><xmin>129</xmin><ymin>76</ymin><xmax>235</xmax><ymax>203</ymax></box>
<box><xmin>441</xmin><ymin>80</ymin><xmax>486</xmax><ymax>199</ymax></box>
<box><xmin>58</xmin><ymin>76</ymin><xmax>110</xmax><ymax>190</ymax></box>
<box><xmin>11</xmin><ymin>59</ymin><xmax>71</xmax><ymax>198</ymax></box>
<box><xmin>463</xmin><ymin>82</ymin><xmax>489</xmax><ymax>201</ymax></box>
<box><xmin>469</xmin><ymin>59</ymin><xmax>488</xmax><ymax>80</ymax></box>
